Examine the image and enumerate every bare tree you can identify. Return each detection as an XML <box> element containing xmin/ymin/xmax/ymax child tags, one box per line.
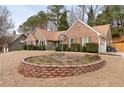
<box><xmin>0</xmin><ymin>6</ymin><xmax>13</xmax><ymax>39</ymax></box>
<box><xmin>78</xmin><ymin>5</ymin><xmax>103</xmax><ymax>25</ymax></box>
<box><xmin>68</xmin><ymin>6</ymin><xmax>82</xmax><ymax>26</ymax></box>
<box><xmin>78</xmin><ymin>5</ymin><xmax>86</xmax><ymax>21</ymax></box>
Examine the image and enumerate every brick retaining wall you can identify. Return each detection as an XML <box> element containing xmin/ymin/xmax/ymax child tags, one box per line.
<box><xmin>18</xmin><ymin>58</ymin><xmax>105</xmax><ymax>78</ymax></box>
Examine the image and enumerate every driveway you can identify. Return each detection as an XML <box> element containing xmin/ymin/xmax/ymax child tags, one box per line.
<box><xmin>0</xmin><ymin>50</ymin><xmax>124</xmax><ymax>87</ymax></box>
<box><xmin>105</xmin><ymin>52</ymin><xmax>124</xmax><ymax>57</ymax></box>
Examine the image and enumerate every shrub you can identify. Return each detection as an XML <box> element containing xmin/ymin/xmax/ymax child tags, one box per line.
<box><xmin>55</xmin><ymin>44</ymin><xmax>68</xmax><ymax>51</ymax></box>
<box><xmin>33</xmin><ymin>45</ymin><xmax>46</xmax><ymax>50</ymax></box>
<box><xmin>80</xmin><ymin>46</ymin><xmax>86</xmax><ymax>52</ymax></box>
<box><xmin>23</xmin><ymin>45</ymin><xmax>46</xmax><ymax>50</ymax></box>
<box><xmin>42</xmin><ymin>45</ymin><xmax>47</xmax><ymax>50</ymax></box>
<box><xmin>33</xmin><ymin>46</ymin><xmax>41</xmax><ymax>50</ymax></box>
<box><xmin>70</xmin><ymin>43</ymin><xmax>81</xmax><ymax>52</ymax></box>
<box><xmin>86</xmin><ymin>43</ymin><xmax>98</xmax><ymax>53</ymax></box>
<box><xmin>25</xmin><ymin>45</ymin><xmax>34</xmax><ymax>50</ymax></box>
<box><xmin>23</xmin><ymin>45</ymin><xmax>27</xmax><ymax>50</ymax></box>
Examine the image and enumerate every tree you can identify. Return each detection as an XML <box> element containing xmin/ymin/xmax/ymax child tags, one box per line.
<box><xmin>0</xmin><ymin>6</ymin><xmax>13</xmax><ymax>38</ymax></box>
<box><xmin>95</xmin><ymin>5</ymin><xmax>124</xmax><ymax>37</ymax></box>
<box><xmin>68</xmin><ymin>6</ymin><xmax>82</xmax><ymax>26</ymax></box>
<box><xmin>47</xmin><ymin>5</ymin><xmax>69</xmax><ymax>31</ymax></box>
<box><xmin>87</xmin><ymin>6</ymin><xmax>95</xmax><ymax>26</ymax></box>
<box><xmin>78</xmin><ymin>5</ymin><xmax>86</xmax><ymax>21</ymax></box>
<box><xmin>95</xmin><ymin>6</ymin><xmax>111</xmax><ymax>25</ymax></box>
<box><xmin>78</xmin><ymin>5</ymin><xmax>103</xmax><ymax>26</ymax></box>
<box><xmin>18</xmin><ymin>11</ymin><xmax>48</xmax><ymax>33</ymax></box>
<box><xmin>58</xmin><ymin>10</ymin><xmax>69</xmax><ymax>31</ymax></box>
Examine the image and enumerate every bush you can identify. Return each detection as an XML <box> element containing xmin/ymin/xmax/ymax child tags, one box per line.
<box><xmin>23</xmin><ymin>45</ymin><xmax>27</xmax><ymax>50</ymax></box>
<box><xmin>80</xmin><ymin>46</ymin><xmax>86</xmax><ymax>52</ymax></box>
<box><xmin>86</xmin><ymin>43</ymin><xmax>98</xmax><ymax>53</ymax></box>
<box><xmin>42</xmin><ymin>45</ymin><xmax>47</xmax><ymax>50</ymax></box>
<box><xmin>33</xmin><ymin>46</ymin><xmax>41</xmax><ymax>50</ymax></box>
<box><xmin>70</xmin><ymin>43</ymin><xmax>81</xmax><ymax>52</ymax></box>
<box><xmin>23</xmin><ymin>45</ymin><xmax>46</xmax><ymax>50</ymax></box>
<box><xmin>33</xmin><ymin>45</ymin><xmax>46</xmax><ymax>50</ymax></box>
<box><xmin>24</xmin><ymin>45</ymin><xmax>34</xmax><ymax>50</ymax></box>
<box><xmin>55</xmin><ymin>44</ymin><xmax>68</xmax><ymax>51</ymax></box>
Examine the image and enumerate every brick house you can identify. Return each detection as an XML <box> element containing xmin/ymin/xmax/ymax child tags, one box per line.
<box><xmin>26</xmin><ymin>19</ymin><xmax>112</xmax><ymax>53</ymax></box>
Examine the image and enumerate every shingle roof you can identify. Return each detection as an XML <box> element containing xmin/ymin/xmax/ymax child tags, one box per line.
<box><xmin>93</xmin><ymin>24</ymin><xmax>110</xmax><ymax>37</ymax></box>
<box><xmin>27</xmin><ymin>22</ymin><xmax>110</xmax><ymax>41</ymax></box>
<box><xmin>34</xmin><ymin>29</ymin><xmax>65</xmax><ymax>41</ymax></box>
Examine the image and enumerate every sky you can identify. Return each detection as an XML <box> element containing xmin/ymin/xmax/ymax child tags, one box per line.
<box><xmin>6</xmin><ymin>5</ymin><xmax>48</xmax><ymax>31</ymax></box>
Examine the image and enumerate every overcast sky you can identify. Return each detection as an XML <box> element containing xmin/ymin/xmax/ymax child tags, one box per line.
<box><xmin>7</xmin><ymin>5</ymin><xmax>48</xmax><ymax>31</ymax></box>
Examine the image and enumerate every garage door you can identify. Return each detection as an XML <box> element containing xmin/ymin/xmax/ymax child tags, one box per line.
<box><xmin>100</xmin><ymin>40</ymin><xmax>107</xmax><ymax>53</ymax></box>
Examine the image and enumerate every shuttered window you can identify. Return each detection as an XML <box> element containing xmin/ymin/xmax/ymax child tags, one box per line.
<box><xmin>82</xmin><ymin>37</ymin><xmax>90</xmax><ymax>46</ymax></box>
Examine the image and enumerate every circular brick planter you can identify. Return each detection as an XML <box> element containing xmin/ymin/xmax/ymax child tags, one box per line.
<box><xmin>18</xmin><ymin>56</ymin><xmax>105</xmax><ymax>78</ymax></box>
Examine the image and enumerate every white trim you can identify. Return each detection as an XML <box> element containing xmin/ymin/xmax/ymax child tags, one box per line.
<box><xmin>63</xmin><ymin>19</ymin><xmax>102</xmax><ymax>36</ymax></box>
<box><xmin>81</xmin><ymin>36</ymin><xmax>90</xmax><ymax>46</ymax></box>
<box><xmin>98</xmin><ymin>36</ymin><xmax>101</xmax><ymax>53</ymax></box>
<box><xmin>7</xmin><ymin>48</ymin><xmax>9</xmax><ymax>52</ymax></box>
<box><xmin>68</xmin><ymin>38</ymin><xmax>75</xmax><ymax>47</ymax></box>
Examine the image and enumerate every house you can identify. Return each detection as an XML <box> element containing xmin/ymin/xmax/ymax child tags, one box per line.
<box><xmin>9</xmin><ymin>31</ymin><xmax>26</xmax><ymax>51</ymax></box>
<box><xmin>0</xmin><ymin>31</ymin><xmax>26</xmax><ymax>53</ymax></box>
<box><xmin>26</xmin><ymin>19</ymin><xmax>112</xmax><ymax>53</ymax></box>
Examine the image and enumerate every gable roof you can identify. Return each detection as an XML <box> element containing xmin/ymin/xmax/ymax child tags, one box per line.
<box><xmin>33</xmin><ymin>29</ymin><xmax>65</xmax><ymax>41</ymax></box>
<box><xmin>93</xmin><ymin>24</ymin><xmax>110</xmax><ymax>36</ymax></box>
<box><xmin>9</xmin><ymin>34</ymin><xmax>26</xmax><ymax>46</ymax></box>
<box><xmin>26</xmin><ymin>19</ymin><xmax>110</xmax><ymax>41</ymax></box>
<box><xmin>26</xmin><ymin>33</ymin><xmax>36</xmax><ymax>41</ymax></box>
<box><xmin>63</xmin><ymin>19</ymin><xmax>103</xmax><ymax>36</ymax></box>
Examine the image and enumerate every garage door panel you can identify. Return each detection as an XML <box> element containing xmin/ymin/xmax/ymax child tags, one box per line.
<box><xmin>100</xmin><ymin>40</ymin><xmax>107</xmax><ymax>53</ymax></box>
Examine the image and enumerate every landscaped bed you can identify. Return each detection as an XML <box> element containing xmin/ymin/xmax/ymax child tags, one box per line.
<box><xmin>25</xmin><ymin>53</ymin><xmax>101</xmax><ymax>65</ymax></box>
<box><xmin>18</xmin><ymin>52</ymin><xmax>105</xmax><ymax>78</ymax></box>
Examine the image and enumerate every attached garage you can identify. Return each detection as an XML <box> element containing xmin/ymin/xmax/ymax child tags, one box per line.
<box><xmin>99</xmin><ymin>37</ymin><xmax>107</xmax><ymax>53</ymax></box>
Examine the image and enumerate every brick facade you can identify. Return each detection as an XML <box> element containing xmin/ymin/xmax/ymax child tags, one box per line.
<box><xmin>63</xmin><ymin>20</ymin><xmax>98</xmax><ymax>44</ymax></box>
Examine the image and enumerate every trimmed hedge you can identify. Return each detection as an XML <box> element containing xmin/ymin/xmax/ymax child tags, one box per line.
<box><xmin>70</xmin><ymin>43</ymin><xmax>81</xmax><ymax>52</ymax></box>
<box><xmin>55</xmin><ymin>43</ymin><xmax>98</xmax><ymax>53</ymax></box>
<box><xmin>80</xmin><ymin>46</ymin><xmax>86</xmax><ymax>52</ymax></box>
<box><xmin>23</xmin><ymin>45</ymin><xmax>46</xmax><ymax>50</ymax></box>
<box><xmin>85</xmin><ymin>43</ymin><xmax>98</xmax><ymax>53</ymax></box>
<box><xmin>23</xmin><ymin>45</ymin><xmax>34</xmax><ymax>50</ymax></box>
<box><xmin>55</xmin><ymin>44</ymin><xmax>68</xmax><ymax>51</ymax></box>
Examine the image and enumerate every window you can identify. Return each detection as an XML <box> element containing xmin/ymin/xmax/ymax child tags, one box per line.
<box><xmin>69</xmin><ymin>38</ymin><xmax>75</xmax><ymax>47</ymax></box>
<box><xmin>82</xmin><ymin>37</ymin><xmax>90</xmax><ymax>46</ymax></box>
<box><xmin>20</xmin><ymin>40</ymin><xmax>25</xmax><ymax>44</ymax></box>
<box><xmin>39</xmin><ymin>40</ymin><xmax>45</xmax><ymax>46</ymax></box>
<box><xmin>70</xmin><ymin>38</ymin><xmax>75</xmax><ymax>44</ymax></box>
<box><xmin>27</xmin><ymin>41</ymin><xmax>32</xmax><ymax>45</ymax></box>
